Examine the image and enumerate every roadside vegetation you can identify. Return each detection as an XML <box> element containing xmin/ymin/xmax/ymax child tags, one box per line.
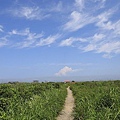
<box><xmin>70</xmin><ymin>80</ymin><xmax>120</xmax><ymax>120</ymax></box>
<box><xmin>0</xmin><ymin>82</ymin><xmax>67</xmax><ymax>120</ymax></box>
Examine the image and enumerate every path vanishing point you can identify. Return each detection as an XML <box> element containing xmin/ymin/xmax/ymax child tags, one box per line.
<box><xmin>57</xmin><ymin>86</ymin><xmax>75</xmax><ymax>120</ymax></box>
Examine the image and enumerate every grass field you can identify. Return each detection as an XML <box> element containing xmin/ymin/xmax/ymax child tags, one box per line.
<box><xmin>0</xmin><ymin>82</ymin><xmax>67</xmax><ymax>120</ymax></box>
<box><xmin>70</xmin><ymin>80</ymin><xmax>120</xmax><ymax>120</ymax></box>
<box><xmin>0</xmin><ymin>80</ymin><xmax>120</xmax><ymax>120</ymax></box>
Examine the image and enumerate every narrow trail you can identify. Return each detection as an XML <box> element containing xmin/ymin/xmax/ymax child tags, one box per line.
<box><xmin>56</xmin><ymin>86</ymin><xmax>75</xmax><ymax>120</ymax></box>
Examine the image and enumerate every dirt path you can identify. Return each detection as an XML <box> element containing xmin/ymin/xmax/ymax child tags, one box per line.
<box><xmin>56</xmin><ymin>86</ymin><xmax>75</xmax><ymax>120</ymax></box>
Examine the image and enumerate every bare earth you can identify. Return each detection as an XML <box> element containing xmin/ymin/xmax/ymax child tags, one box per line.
<box><xmin>56</xmin><ymin>86</ymin><xmax>75</xmax><ymax>120</ymax></box>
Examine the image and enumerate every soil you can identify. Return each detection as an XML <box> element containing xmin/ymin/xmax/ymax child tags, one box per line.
<box><xmin>56</xmin><ymin>86</ymin><xmax>75</xmax><ymax>120</ymax></box>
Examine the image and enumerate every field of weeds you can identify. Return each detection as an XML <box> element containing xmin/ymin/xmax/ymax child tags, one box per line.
<box><xmin>0</xmin><ymin>82</ymin><xmax>67</xmax><ymax>120</ymax></box>
<box><xmin>1</xmin><ymin>80</ymin><xmax>120</xmax><ymax>120</ymax></box>
<box><xmin>70</xmin><ymin>80</ymin><xmax>120</xmax><ymax>120</ymax></box>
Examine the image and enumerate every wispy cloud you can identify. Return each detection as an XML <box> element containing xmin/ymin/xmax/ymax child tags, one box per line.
<box><xmin>60</xmin><ymin>37</ymin><xmax>86</xmax><ymax>46</ymax></box>
<box><xmin>0</xmin><ymin>25</ymin><xmax>9</xmax><ymax>47</ymax></box>
<box><xmin>114</xmin><ymin>20</ymin><xmax>120</xmax><ymax>35</ymax></box>
<box><xmin>74</xmin><ymin>0</ymin><xmax>84</xmax><ymax>11</ymax></box>
<box><xmin>63</xmin><ymin>0</ymin><xmax>107</xmax><ymax>32</ymax></box>
<box><xmin>82</xmin><ymin>37</ymin><xmax>120</xmax><ymax>58</ymax></box>
<box><xmin>63</xmin><ymin>11</ymin><xmax>95</xmax><ymax>32</ymax></box>
<box><xmin>93</xmin><ymin>0</ymin><xmax>107</xmax><ymax>9</ymax></box>
<box><xmin>82</xmin><ymin>44</ymin><xmax>97</xmax><ymax>52</ymax></box>
<box><xmin>97</xmin><ymin>41</ymin><xmax>120</xmax><ymax>54</ymax></box>
<box><xmin>9</xmin><ymin>28</ymin><xmax>43</xmax><ymax>39</ymax></box>
<box><xmin>9</xmin><ymin>28</ymin><xmax>30</xmax><ymax>36</ymax></box>
<box><xmin>61</xmin><ymin>0</ymin><xmax>120</xmax><ymax>58</ymax></box>
<box><xmin>36</xmin><ymin>34</ymin><xmax>60</xmax><ymax>46</ymax></box>
<box><xmin>0</xmin><ymin>25</ymin><xmax>4</xmax><ymax>32</ymax></box>
<box><xmin>96</xmin><ymin>9</ymin><xmax>116</xmax><ymax>30</ymax></box>
<box><xmin>50</xmin><ymin>1</ymin><xmax>63</xmax><ymax>12</ymax></box>
<box><xmin>10</xmin><ymin>6</ymin><xmax>50</xmax><ymax>20</ymax></box>
<box><xmin>0</xmin><ymin>27</ymin><xmax>60</xmax><ymax>48</ymax></box>
<box><xmin>0</xmin><ymin>36</ymin><xmax>8</xmax><ymax>47</ymax></box>
<box><xmin>81</xmin><ymin>11</ymin><xmax>120</xmax><ymax>57</ymax></box>
<box><xmin>0</xmin><ymin>0</ymin><xmax>120</xmax><ymax>59</ymax></box>
<box><xmin>92</xmin><ymin>33</ymin><xmax>105</xmax><ymax>42</ymax></box>
<box><xmin>9</xmin><ymin>28</ymin><xmax>44</xmax><ymax>48</ymax></box>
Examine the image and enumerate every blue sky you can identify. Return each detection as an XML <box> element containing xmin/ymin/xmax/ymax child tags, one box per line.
<box><xmin>0</xmin><ymin>0</ymin><xmax>120</xmax><ymax>82</ymax></box>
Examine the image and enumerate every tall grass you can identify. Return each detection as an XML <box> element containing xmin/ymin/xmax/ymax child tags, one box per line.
<box><xmin>70</xmin><ymin>80</ymin><xmax>120</xmax><ymax>120</ymax></box>
<box><xmin>0</xmin><ymin>82</ymin><xmax>67</xmax><ymax>120</ymax></box>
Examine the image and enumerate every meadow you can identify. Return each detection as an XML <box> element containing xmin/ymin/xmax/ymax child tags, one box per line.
<box><xmin>0</xmin><ymin>82</ymin><xmax>67</xmax><ymax>120</ymax></box>
<box><xmin>70</xmin><ymin>80</ymin><xmax>120</xmax><ymax>120</ymax></box>
<box><xmin>0</xmin><ymin>80</ymin><xmax>120</xmax><ymax>120</ymax></box>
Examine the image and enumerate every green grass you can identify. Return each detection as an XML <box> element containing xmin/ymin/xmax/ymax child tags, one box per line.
<box><xmin>1</xmin><ymin>80</ymin><xmax>120</xmax><ymax>120</ymax></box>
<box><xmin>0</xmin><ymin>82</ymin><xmax>67</xmax><ymax>120</ymax></box>
<box><xmin>70</xmin><ymin>80</ymin><xmax>120</xmax><ymax>120</ymax></box>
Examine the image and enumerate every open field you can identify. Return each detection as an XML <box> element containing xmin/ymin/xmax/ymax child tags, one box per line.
<box><xmin>0</xmin><ymin>80</ymin><xmax>120</xmax><ymax>120</ymax></box>
<box><xmin>0</xmin><ymin>82</ymin><xmax>67</xmax><ymax>120</ymax></box>
<box><xmin>70</xmin><ymin>80</ymin><xmax>120</xmax><ymax>120</ymax></box>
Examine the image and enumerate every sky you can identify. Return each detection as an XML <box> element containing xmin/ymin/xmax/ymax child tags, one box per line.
<box><xmin>0</xmin><ymin>0</ymin><xmax>120</xmax><ymax>82</ymax></box>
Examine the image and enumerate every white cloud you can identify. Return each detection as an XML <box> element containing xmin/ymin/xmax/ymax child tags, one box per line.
<box><xmin>96</xmin><ymin>9</ymin><xmax>116</xmax><ymax>30</ymax></box>
<box><xmin>82</xmin><ymin>41</ymin><xmax>120</xmax><ymax>58</ymax></box>
<box><xmin>83</xmin><ymin>44</ymin><xmax>96</xmax><ymax>52</ymax></box>
<box><xmin>75</xmin><ymin>0</ymin><xmax>84</xmax><ymax>11</ymax></box>
<box><xmin>60</xmin><ymin>33</ymin><xmax>105</xmax><ymax>49</ymax></box>
<box><xmin>15</xmin><ymin>40</ymin><xmax>35</xmax><ymax>48</ymax></box>
<box><xmin>97</xmin><ymin>41</ymin><xmax>120</xmax><ymax>54</ymax></box>
<box><xmin>9</xmin><ymin>28</ymin><xmax>30</xmax><ymax>36</ymax></box>
<box><xmin>9</xmin><ymin>28</ymin><xmax>43</xmax><ymax>39</ymax></box>
<box><xmin>0</xmin><ymin>25</ymin><xmax>4</xmax><ymax>32</ymax></box>
<box><xmin>10</xmin><ymin>6</ymin><xmax>50</xmax><ymax>20</ymax></box>
<box><xmin>0</xmin><ymin>25</ymin><xmax>9</xmax><ymax>47</ymax></box>
<box><xmin>60</xmin><ymin>37</ymin><xmax>86</xmax><ymax>46</ymax></box>
<box><xmin>61</xmin><ymin>0</ymin><xmax>120</xmax><ymax>58</ymax></box>
<box><xmin>60</xmin><ymin>37</ymin><xmax>75</xmax><ymax>46</ymax></box>
<box><xmin>55</xmin><ymin>66</ymin><xmax>75</xmax><ymax>76</ymax></box>
<box><xmin>114</xmin><ymin>20</ymin><xmax>120</xmax><ymax>35</ymax></box>
<box><xmin>63</xmin><ymin>11</ymin><xmax>95</xmax><ymax>32</ymax></box>
<box><xmin>80</xmin><ymin>33</ymin><xmax>105</xmax><ymax>52</ymax></box>
<box><xmin>9</xmin><ymin>28</ymin><xmax>43</xmax><ymax>48</ymax></box>
<box><xmin>92</xmin><ymin>33</ymin><xmax>105</xmax><ymax>42</ymax></box>
<box><xmin>0</xmin><ymin>0</ymin><xmax>119</xmax><ymax>59</ymax></box>
<box><xmin>36</xmin><ymin>34</ymin><xmax>60</xmax><ymax>46</ymax></box>
<box><xmin>63</xmin><ymin>0</ymin><xmax>108</xmax><ymax>32</ymax></box>
<box><xmin>1</xmin><ymin>28</ymin><xmax>59</xmax><ymax>48</ymax></box>
<box><xmin>0</xmin><ymin>36</ymin><xmax>8</xmax><ymax>47</ymax></box>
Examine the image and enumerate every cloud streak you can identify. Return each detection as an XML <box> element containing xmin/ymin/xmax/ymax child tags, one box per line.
<box><xmin>10</xmin><ymin>6</ymin><xmax>50</xmax><ymax>20</ymax></box>
<box><xmin>61</xmin><ymin>0</ymin><xmax>120</xmax><ymax>58</ymax></box>
<box><xmin>0</xmin><ymin>25</ymin><xmax>4</xmax><ymax>32</ymax></box>
<box><xmin>0</xmin><ymin>0</ymin><xmax>120</xmax><ymax>58</ymax></box>
<box><xmin>74</xmin><ymin>0</ymin><xmax>85</xmax><ymax>11</ymax></box>
<box><xmin>8</xmin><ymin>28</ymin><xmax>44</xmax><ymax>48</ymax></box>
<box><xmin>60</xmin><ymin>37</ymin><xmax>86</xmax><ymax>46</ymax></box>
<box><xmin>63</xmin><ymin>11</ymin><xmax>95</xmax><ymax>32</ymax></box>
<box><xmin>0</xmin><ymin>36</ymin><xmax>8</xmax><ymax>47</ymax></box>
<box><xmin>36</xmin><ymin>34</ymin><xmax>60</xmax><ymax>47</ymax></box>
